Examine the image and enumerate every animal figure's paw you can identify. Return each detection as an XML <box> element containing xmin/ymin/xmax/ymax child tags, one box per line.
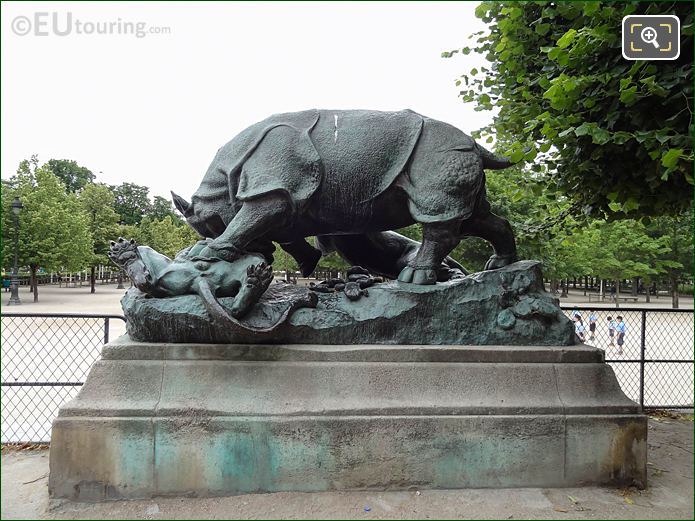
<box><xmin>246</xmin><ymin>262</ymin><xmax>274</xmax><ymax>293</ymax></box>
<box><xmin>436</xmin><ymin>267</ymin><xmax>466</xmax><ymax>282</ymax></box>
<box><xmin>397</xmin><ymin>266</ymin><xmax>437</xmax><ymax>285</ymax></box>
<box><xmin>229</xmin><ymin>262</ymin><xmax>274</xmax><ymax>319</ymax></box>
<box><xmin>484</xmin><ymin>253</ymin><xmax>518</xmax><ymax>271</ymax></box>
<box><xmin>344</xmin><ymin>281</ymin><xmax>369</xmax><ymax>301</ymax></box>
<box><xmin>108</xmin><ymin>237</ymin><xmax>139</xmax><ymax>267</ymax></box>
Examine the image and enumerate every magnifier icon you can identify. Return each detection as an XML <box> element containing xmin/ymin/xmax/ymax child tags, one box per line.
<box><xmin>640</xmin><ymin>26</ymin><xmax>660</xmax><ymax>48</ymax></box>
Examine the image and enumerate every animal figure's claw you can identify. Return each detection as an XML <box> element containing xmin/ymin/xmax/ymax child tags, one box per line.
<box><xmin>246</xmin><ymin>262</ymin><xmax>273</xmax><ymax>292</ymax></box>
<box><xmin>437</xmin><ymin>267</ymin><xmax>466</xmax><ymax>282</ymax></box>
<box><xmin>107</xmin><ymin>237</ymin><xmax>139</xmax><ymax>267</ymax></box>
<box><xmin>230</xmin><ymin>262</ymin><xmax>274</xmax><ymax>319</ymax></box>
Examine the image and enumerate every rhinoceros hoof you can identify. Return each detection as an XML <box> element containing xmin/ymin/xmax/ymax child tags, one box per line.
<box><xmin>484</xmin><ymin>254</ymin><xmax>518</xmax><ymax>271</ymax></box>
<box><xmin>398</xmin><ymin>266</ymin><xmax>437</xmax><ymax>285</ymax></box>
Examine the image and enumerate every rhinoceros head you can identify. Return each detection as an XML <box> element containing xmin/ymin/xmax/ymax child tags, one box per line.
<box><xmin>171</xmin><ymin>191</ymin><xmax>217</xmax><ymax>239</ymax></box>
<box><xmin>171</xmin><ymin>191</ymin><xmax>194</xmax><ymax>218</ymax></box>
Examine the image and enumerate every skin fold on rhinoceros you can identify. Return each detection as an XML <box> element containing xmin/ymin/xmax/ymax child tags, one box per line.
<box><xmin>171</xmin><ymin>109</ymin><xmax>518</xmax><ymax>285</ymax></box>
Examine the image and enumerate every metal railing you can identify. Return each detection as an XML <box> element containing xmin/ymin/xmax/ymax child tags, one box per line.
<box><xmin>1</xmin><ymin>313</ymin><xmax>125</xmax><ymax>443</ymax></box>
<box><xmin>560</xmin><ymin>307</ymin><xmax>694</xmax><ymax>409</ymax></box>
<box><xmin>1</xmin><ymin>307</ymin><xmax>692</xmax><ymax>443</ymax></box>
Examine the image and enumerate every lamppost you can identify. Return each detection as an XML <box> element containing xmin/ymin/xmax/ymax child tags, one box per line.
<box><xmin>8</xmin><ymin>196</ymin><xmax>23</xmax><ymax>305</ymax></box>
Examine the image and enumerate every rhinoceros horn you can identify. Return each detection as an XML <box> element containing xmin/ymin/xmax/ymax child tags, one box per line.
<box><xmin>171</xmin><ymin>191</ymin><xmax>193</xmax><ymax>217</ymax></box>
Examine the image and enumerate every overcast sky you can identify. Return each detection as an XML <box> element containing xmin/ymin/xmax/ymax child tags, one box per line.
<box><xmin>2</xmin><ymin>1</ymin><xmax>493</xmax><ymax>201</ymax></box>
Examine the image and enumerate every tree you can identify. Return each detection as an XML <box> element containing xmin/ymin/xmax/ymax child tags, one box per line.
<box><xmin>1</xmin><ymin>166</ymin><xmax>92</xmax><ymax>302</ymax></box>
<box><xmin>136</xmin><ymin>216</ymin><xmax>200</xmax><ymax>258</ymax></box>
<box><xmin>148</xmin><ymin>195</ymin><xmax>179</xmax><ymax>221</ymax></box>
<box><xmin>582</xmin><ymin>219</ymin><xmax>671</xmax><ymax>307</ymax></box>
<box><xmin>78</xmin><ymin>183</ymin><xmax>120</xmax><ymax>293</ymax></box>
<box><xmin>110</xmin><ymin>182</ymin><xmax>152</xmax><ymax>225</ymax></box>
<box><xmin>445</xmin><ymin>1</ymin><xmax>693</xmax><ymax>218</ymax></box>
<box><xmin>647</xmin><ymin>210</ymin><xmax>693</xmax><ymax>308</ymax></box>
<box><xmin>45</xmin><ymin>159</ymin><xmax>95</xmax><ymax>193</ymax></box>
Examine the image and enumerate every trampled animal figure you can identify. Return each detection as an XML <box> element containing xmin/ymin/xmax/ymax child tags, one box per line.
<box><xmin>172</xmin><ymin>109</ymin><xmax>517</xmax><ymax>285</ymax></box>
<box><xmin>107</xmin><ymin>237</ymin><xmax>316</xmax><ymax>331</ymax></box>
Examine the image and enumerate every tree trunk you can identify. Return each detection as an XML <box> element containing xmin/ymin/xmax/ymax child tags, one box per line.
<box><xmin>599</xmin><ymin>279</ymin><xmax>604</xmax><ymax>300</ymax></box>
<box><xmin>671</xmin><ymin>276</ymin><xmax>679</xmax><ymax>309</ymax></box>
<box><xmin>614</xmin><ymin>278</ymin><xmax>620</xmax><ymax>308</ymax></box>
<box><xmin>583</xmin><ymin>276</ymin><xmax>587</xmax><ymax>296</ymax></box>
<box><xmin>90</xmin><ymin>266</ymin><xmax>96</xmax><ymax>294</ymax></box>
<box><xmin>30</xmin><ymin>264</ymin><xmax>39</xmax><ymax>302</ymax></box>
<box><xmin>645</xmin><ymin>283</ymin><xmax>651</xmax><ymax>303</ymax></box>
<box><xmin>632</xmin><ymin>277</ymin><xmax>639</xmax><ymax>296</ymax></box>
<box><xmin>560</xmin><ymin>279</ymin><xmax>568</xmax><ymax>298</ymax></box>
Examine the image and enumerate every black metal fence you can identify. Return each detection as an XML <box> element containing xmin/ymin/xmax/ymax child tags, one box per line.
<box><xmin>1</xmin><ymin>308</ymin><xmax>693</xmax><ymax>443</ymax></box>
<box><xmin>560</xmin><ymin>307</ymin><xmax>694</xmax><ymax>409</ymax></box>
<box><xmin>1</xmin><ymin>313</ymin><xmax>125</xmax><ymax>443</ymax></box>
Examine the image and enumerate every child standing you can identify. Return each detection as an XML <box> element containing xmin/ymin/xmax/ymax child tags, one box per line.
<box><xmin>615</xmin><ymin>316</ymin><xmax>626</xmax><ymax>355</ymax></box>
<box><xmin>574</xmin><ymin>315</ymin><xmax>586</xmax><ymax>343</ymax></box>
<box><xmin>607</xmin><ymin>316</ymin><xmax>616</xmax><ymax>348</ymax></box>
<box><xmin>588</xmin><ymin>311</ymin><xmax>598</xmax><ymax>341</ymax></box>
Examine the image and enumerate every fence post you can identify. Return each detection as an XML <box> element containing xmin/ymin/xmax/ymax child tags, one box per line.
<box><xmin>639</xmin><ymin>310</ymin><xmax>647</xmax><ymax>409</ymax></box>
<box><xmin>103</xmin><ymin>317</ymin><xmax>110</xmax><ymax>345</ymax></box>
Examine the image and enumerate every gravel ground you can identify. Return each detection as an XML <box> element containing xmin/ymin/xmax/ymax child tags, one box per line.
<box><xmin>2</xmin><ymin>415</ymin><xmax>692</xmax><ymax>520</ymax></box>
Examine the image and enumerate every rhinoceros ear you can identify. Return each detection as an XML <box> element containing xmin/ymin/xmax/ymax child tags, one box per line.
<box><xmin>171</xmin><ymin>191</ymin><xmax>193</xmax><ymax>217</ymax></box>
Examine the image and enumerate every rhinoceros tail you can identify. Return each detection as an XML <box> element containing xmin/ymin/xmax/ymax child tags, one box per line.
<box><xmin>477</xmin><ymin>144</ymin><xmax>514</xmax><ymax>170</ymax></box>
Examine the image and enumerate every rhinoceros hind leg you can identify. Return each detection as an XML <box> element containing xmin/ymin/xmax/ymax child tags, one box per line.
<box><xmin>280</xmin><ymin>239</ymin><xmax>322</xmax><ymax>277</ymax></box>
<box><xmin>397</xmin><ymin>223</ymin><xmax>460</xmax><ymax>285</ymax></box>
<box><xmin>460</xmin><ymin>198</ymin><xmax>517</xmax><ymax>270</ymax></box>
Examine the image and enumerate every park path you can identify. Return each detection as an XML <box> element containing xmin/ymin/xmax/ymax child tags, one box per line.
<box><xmin>3</xmin><ymin>283</ymin><xmax>693</xmax><ymax>314</ymax></box>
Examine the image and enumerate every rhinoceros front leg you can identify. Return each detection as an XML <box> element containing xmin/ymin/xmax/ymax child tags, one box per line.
<box><xmin>202</xmin><ymin>194</ymin><xmax>291</xmax><ymax>261</ymax></box>
<box><xmin>397</xmin><ymin>223</ymin><xmax>460</xmax><ymax>285</ymax></box>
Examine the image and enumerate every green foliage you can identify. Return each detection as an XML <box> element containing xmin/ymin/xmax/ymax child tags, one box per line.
<box><xmin>316</xmin><ymin>251</ymin><xmax>350</xmax><ymax>271</ymax></box>
<box><xmin>78</xmin><ymin>183</ymin><xmax>120</xmax><ymax>266</ymax></box>
<box><xmin>447</xmin><ymin>1</ymin><xmax>694</xmax><ymax>218</ymax></box>
<box><xmin>134</xmin><ymin>215</ymin><xmax>200</xmax><ymax>258</ymax></box>
<box><xmin>646</xmin><ymin>208</ymin><xmax>693</xmax><ymax>283</ymax></box>
<box><xmin>270</xmin><ymin>244</ymin><xmax>299</xmax><ymax>272</ymax></box>
<box><xmin>580</xmin><ymin>219</ymin><xmax>671</xmax><ymax>281</ymax></box>
<box><xmin>149</xmin><ymin>195</ymin><xmax>179</xmax><ymax>221</ymax></box>
<box><xmin>45</xmin><ymin>159</ymin><xmax>95</xmax><ymax>193</ymax></box>
<box><xmin>110</xmin><ymin>182</ymin><xmax>152</xmax><ymax>225</ymax></box>
<box><xmin>1</xmin><ymin>166</ymin><xmax>92</xmax><ymax>274</ymax></box>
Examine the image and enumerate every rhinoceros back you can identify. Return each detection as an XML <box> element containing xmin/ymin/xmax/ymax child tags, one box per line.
<box><xmin>193</xmin><ymin>109</ymin><xmax>423</xmax><ymax>220</ymax></box>
<box><xmin>308</xmin><ymin>109</ymin><xmax>424</xmax><ymax>228</ymax></box>
<box><xmin>192</xmin><ymin>109</ymin><xmax>483</xmax><ymax>225</ymax></box>
<box><xmin>192</xmin><ymin>110</ymin><xmax>322</xmax><ymax>212</ymax></box>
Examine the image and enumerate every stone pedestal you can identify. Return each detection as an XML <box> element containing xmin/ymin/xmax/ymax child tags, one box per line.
<box><xmin>49</xmin><ymin>337</ymin><xmax>646</xmax><ymax>500</ymax></box>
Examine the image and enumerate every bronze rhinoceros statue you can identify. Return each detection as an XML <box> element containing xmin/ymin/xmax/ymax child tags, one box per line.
<box><xmin>171</xmin><ymin>109</ymin><xmax>517</xmax><ymax>285</ymax></box>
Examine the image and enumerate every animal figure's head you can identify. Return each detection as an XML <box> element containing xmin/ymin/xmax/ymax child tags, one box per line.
<box><xmin>108</xmin><ymin>237</ymin><xmax>152</xmax><ymax>291</ymax></box>
<box><xmin>171</xmin><ymin>191</ymin><xmax>210</xmax><ymax>238</ymax></box>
